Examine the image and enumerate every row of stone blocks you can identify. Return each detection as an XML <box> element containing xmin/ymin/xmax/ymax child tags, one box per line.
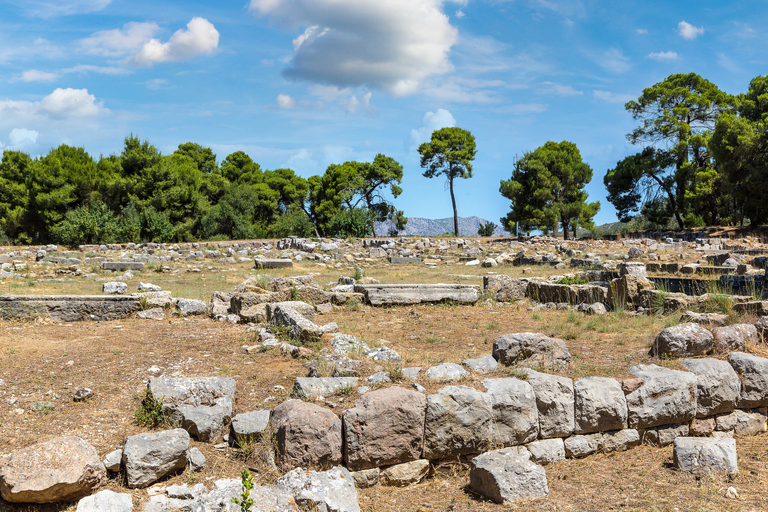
<box><xmin>234</xmin><ymin>351</ymin><xmax>768</xmax><ymax>474</ymax></box>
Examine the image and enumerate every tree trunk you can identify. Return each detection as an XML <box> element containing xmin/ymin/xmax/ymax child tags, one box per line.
<box><xmin>709</xmin><ymin>192</ymin><xmax>720</xmax><ymax>226</ymax></box>
<box><xmin>561</xmin><ymin>215</ymin><xmax>569</xmax><ymax>240</ymax></box>
<box><xmin>449</xmin><ymin>176</ymin><xmax>458</xmax><ymax>236</ymax></box>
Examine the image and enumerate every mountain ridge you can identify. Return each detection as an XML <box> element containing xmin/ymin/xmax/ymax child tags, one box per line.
<box><xmin>374</xmin><ymin>216</ymin><xmax>511</xmax><ymax>237</ymax></box>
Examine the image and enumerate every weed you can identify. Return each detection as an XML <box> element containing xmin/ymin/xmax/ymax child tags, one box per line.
<box><xmin>134</xmin><ymin>389</ymin><xmax>173</xmax><ymax>427</ymax></box>
<box><xmin>337</xmin><ymin>384</ymin><xmax>354</xmax><ymax>396</ymax></box>
<box><xmin>352</xmin><ymin>267</ymin><xmax>364</xmax><ymax>281</ymax></box>
<box><xmin>531</xmin><ymin>313</ymin><xmax>542</xmax><ymax>321</ymax></box>
<box><xmin>425</xmin><ymin>335</ymin><xmax>443</xmax><ymax>344</ymax></box>
<box><xmin>138</xmin><ymin>296</ymin><xmax>151</xmax><ymax>311</ymax></box>
<box><xmin>556</xmin><ymin>276</ymin><xmax>589</xmax><ymax>285</ymax></box>
<box><xmin>289</xmin><ymin>284</ymin><xmax>300</xmax><ymax>301</ymax></box>
<box><xmin>346</xmin><ymin>297</ymin><xmax>362</xmax><ymax>312</ymax></box>
<box><xmin>388</xmin><ymin>366</ymin><xmax>403</xmax><ymax>382</ymax></box>
<box><xmin>231</xmin><ymin>469</ymin><xmax>254</xmax><ymax>512</ymax></box>
<box><xmin>505</xmin><ymin>367</ymin><xmax>529</xmax><ymax>380</ymax></box>
<box><xmin>485</xmin><ymin>320</ymin><xmax>500</xmax><ymax>330</ymax></box>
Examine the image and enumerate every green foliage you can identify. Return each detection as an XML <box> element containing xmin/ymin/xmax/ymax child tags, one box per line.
<box><xmin>231</xmin><ymin>469</ymin><xmax>254</xmax><ymax>512</ymax></box>
<box><xmin>477</xmin><ymin>221</ymin><xmax>496</xmax><ymax>237</ymax></box>
<box><xmin>555</xmin><ymin>276</ymin><xmax>589</xmax><ymax>285</ymax></box>
<box><xmin>52</xmin><ymin>200</ymin><xmax>119</xmax><ymax>245</ymax></box>
<box><xmin>500</xmin><ymin>140</ymin><xmax>599</xmax><ymax>239</ymax></box>
<box><xmin>327</xmin><ymin>207</ymin><xmax>375</xmax><ymax>238</ymax></box>
<box><xmin>134</xmin><ymin>389</ymin><xmax>173</xmax><ymax>427</ymax></box>
<box><xmin>419</xmin><ymin>127</ymin><xmax>477</xmax><ymax>236</ymax></box>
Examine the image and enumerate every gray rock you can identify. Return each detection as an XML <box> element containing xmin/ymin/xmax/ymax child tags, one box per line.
<box><xmin>103</xmin><ymin>449</ymin><xmax>122</xmax><ymax>472</ymax></box>
<box><xmin>712</xmin><ymin>324</ymin><xmax>757</xmax><ymax>353</ymax></box>
<box><xmin>469</xmin><ymin>448</ymin><xmax>549</xmax><ymax>504</ymax></box>
<box><xmin>0</xmin><ymin>436</ymin><xmax>107</xmax><ymax>503</ymax></box>
<box><xmin>293</xmin><ymin>377</ymin><xmax>359</xmax><ymax>399</ymax></box>
<box><xmin>363</xmin><ymin>346</ymin><xmax>401</xmax><ymax>363</ymax></box>
<box><xmin>122</xmin><ymin>428</ymin><xmax>189</xmax><ymax>488</ymax></box>
<box><xmin>149</xmin><ymin>376</ymin><xmax>236</xmax><ymax>441</ymax></box>
<box><xmin>103</xmin><ymin>282</ymin><xmax>128</xmax><ymax>294</ymax></box>
<box><xmin>564</xmin><ymin>433</ymin><xmax>602</xmax><ymax>458</ymax></box>
<box><xmin>575</xmin><ymin>302</ymin><xmax>607</xmax><ymax>315</ymax></box>
<box><xmin>602</xmin><ymin>429</ymin><xmax>640</xmax><ymax>453</ymax></box>
<box><xmin>230</xmin><ymin>410</ymin><xmax>271</xmax><ymax>447</ymax></box>
<box><xmin>618</xmin><ymin>261</ymin><xmax>647</xmax><ymax>277</ymax></box>
<box><xmin>483</xmin><ymin>378</ymin><xmax>539</xmax><ymax>446</ymax></box>
<box><xmin>166</xmin><ymin>483</ymin><xmax>206</xmax><ymax>499</ymax></box>
<box><xmin>176</xmin><ymin>298</ymin><xmax>208</xmax><ymax>316</ymax></box>
<box><xmin>574</xmin><ymin>377</ymin><xmax>627</xmax><ymax>434</ymax></box>
<box><xmin>271</xmin><ymin>399</ymin><xmax>343</xmax><ymax>468</ymax></box>
<box><xmin>307</xmin><ymin>354</ymin><xmax>363</xmax><ymax>378</ymax></box>
<box><xmin>277</xmin><ymin>466</ymin><xmax>360</xmax><ymax>512</ymax></box>
<box><xmin>73</xmin><ymin>387</ymin><xmax>94</xmax><ymax>402</ymax></box>
<box><xmin>523</xmin><ymin>369</ymin><xmax>574</xmax><ymax>438</ymax></box>
<box><xmin>495</xmin><ymin>279</ymin><xmax>528</xmax><ymax>302</ymax></box>
<box><xmin>76</xmin><ymin>489</ymin><xmax>133</xmax><ymax>512</ymax></box>
<box><xmin>681</xmin><ymin>358</ymin><xmax>740</xmax><ymax>417</ymax></box>
<box><xmin>728</xmin><ymin>352</ymin><xmax>768</xmax><ymax>408</ymax></box>
<box><xmin>644</xmin><ymin>423</ymin><xmax>689</xmax><ymax>446</ymax></box>
<box><xmin>272</xmin><ymin>304</ymin><xmax>331</xmax><ymax>342</ymax></box>
<box><xmin>525</xmin><ymin>438</ymin><xmax>565</xmax><ymax>465</ymax></box>
<box><xmin>187</xmin><ymin>447</ymin><xmax>206</xmax><ymax>472</ymax></box>
<box><xmin>652</xmin><ymin>323</ymin><xmax>714</xmax><ymax>358</ymax></box>
<box><xmin>426</xmin><ymin>362</ymin><xmax>469</xmax><ymax>381</ymax></box>
<box><xmin>731</xmin><ymin>409</ymin><xmax>768</xmax><ymax>436</ymax></box>
<box><xmin>423</xmin><ymin>386</ymin><xmax>494</xmax><ymax>459</ymax></box>
<box><xmin>680</xmin><ymin>311</ymin><xmax>728</xmax><ymax>326</ymax></box>
<box><xmin>343</xmin><ymin>386</ymin><xmax>426</xmax><ymax>471</ymax></box>
<box><xmin>138</xmin><ymin>282</ymin><xmax>162</xmax><ymax>292</ymax></box>
<box><xmin>331</xmin><ymin>334</ymin><xmax>369</xmax><ymax>355</ymax></box>
<box><xmin>379</xmin><ymin>459</ymin><xmax>430</xmax><ymax>486</ymax></box>
<box><xmin>673</xmin><ymin>437</ymin><xmax>738</xmax><ymax>475</ymax></box>
<box><xmin>401</xmin><ymin>367</ymin><xmax>421</xmax><ymax>381</ymax></box>
<box><xmin>137</xmin><ymin>307</ymin><xmax>164</xmax><ymax>320</ymax></box>
<box><xmin>463</xmin><ymin>354</ymin><xmax>498</xmax><ymax>373</ymax></box>
<box><xmin>625</xmin><ymin>365</ymin><xmax>697</xmax><ymax>429</ymax></box>
<box><xmin>350</xmin><ymin>468</ymin><xmax>380</xmax><ymax>488</ymax></box>
<box><xmin>354</xmin><ymin>283</ymin><xmax>480</xmax><ymax>306</ymax></box>
<box><xmin>492</xmin><ymin>332</ymin><xmax>571</xmax><ymax>369</ymax></box>
<box><xmin>189</xmin><ymin>478</ymin><xmax>298</xmax><ymax>512</ymax></box>
<box><xmin>366</xmin><ymin>371</ymin><xmax>391</xmax><ymax>384</ymax></box>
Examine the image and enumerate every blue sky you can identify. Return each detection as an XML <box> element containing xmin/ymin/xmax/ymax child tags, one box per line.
<box><xmin>1</xmin><ymin>0</ymin><xmax>767</xmax><ymax>227</ymax></box>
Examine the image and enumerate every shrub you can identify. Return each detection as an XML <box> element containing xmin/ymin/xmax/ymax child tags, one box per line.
<box><xmin>134</xmin><ymin>389</ymin><xmax>173</xmax><ymax>427</ymax></box>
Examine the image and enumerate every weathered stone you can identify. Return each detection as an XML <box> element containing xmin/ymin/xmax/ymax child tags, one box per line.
<box><xmin>607</xmin><ymin>274</ymin><xmax>654</xmax><ymax>307</ymax></box>
<box><xmin>652</xmin><ymin>323</ymin><xmax>714</xmax><ymax>358</ymax></box>
<box><xmin>483</xmin><ymin>275</ymin><xmax>512</xmax><ymax>295</ymax></box>
<box><xmin>255</xmin><ymin>258</ymin><xmax>293</xmax><ymax>269</ymax></box>
<box><xmin>73</xmin><ymin>387</ymin><xmax>94</xmax><ymax>402</ymax></box>
<box><xmin>379</xmin><ymin>459</ymin><xmax>429</xmax><ymax>486</ymax></box>
<box><xmin>101</xmin><ymin>261</ymin><xmax>145</xmax><ymax>271</ymax></box>
<box><xmin>191</xmin><ymin>479</ymin><xmax>299</xmax><ymax>512</ymax></box>
<box><xmin>293</xmin><ymin>377</ymin><xmax>359</xmax><ymax>399</ymax></box>
<box><xmin>122</xmin><ymin>428</ymin><xmax>189</xmax><ymax>488</ymax></box>
<box><xmin>75</xmin><ymin>489</ymin><xmax>132</xmax><ymax>512</ymax></box>
<box><xmin>343</xmin><ymin>387</ymin><xmax>426</xmax><ymax>471</ymax></box>
<box><xmin>363</xmin><ymin>346</ymin><xmax>401</xmax><ymax>363</ymax></box>
<box><xmin>644</xmin><ymin>423</ymin><xmax>689</xmax><ymax>446</ymax></box>
<box><xmin>426</xmin><ymin>362</ymin><xmax>469</xmax><ymax>381</ymax></box>
<box><xmin>690</xmin><ymin>417</ymin><xmax>716</xmax><ymax>436</ymax></box>
<box><xmin>136</xmin><ymin>291</ymin><xmax>173</xmax><ymax>309</ymax></box>
<box><xmin>469</xmin><ymin>448</ymin><xmax>549</xmax><ymax>504</ymax></box>
<box><xmin>680</xmin><ymin>311</ymin><xmax>728</xmax><ymax>327</ymax></box>
<box><xmin>712</xmin><ymin>324</ymin><xmax>757</xmax><ymax>353</ymax></box>
<box><xmin>523</xmin><ymin>369</ymin><xmax>574</xmax><ymax>438</ymax></box>
<box><xmin>0</xmin><ymin>295</ymin><xmax>140</xmax><ymax>322</ymax></box>
<box><xmin>103</xmin><ymin>282</ymin><xmax>127</xmax><ymax>294</ymax></box>
<box><xmin>681</xmin><ymin>358</ymin><xmax>740</xmax><ymax>417</ymax></box>
<box><xmin>574</xmin><ymin>377</ymin><xmax>627</xmax><ymax>434</ymax></box>
<box><xmin>209</xmin><ymin>291</ymin><xmax>232</xmax><ymax>316</ymax></box>
<box><xmin>266</xmin><ymin>301</ymin><xmax>316</xmax><ymax>322</ymax></box>
<box><xmin>271</xmin><ymin>400</ymin><xmax>343</xmax><ymax>468</ymax></box>
<box><xmin>618</xmin><ymin>262</ymin><xmax>647</xmax><ymax>278</ymax></box>
<box><xmin>176</xmin><ymin>298</ymin><xmax>208</xmax><ymax>316</ymax></box>
<box><xmin>103</xmin><ymin>449</ymin><xmax>122</xmax><ymax>473</ymax></box>
<box><xmin>423</xmin><ymin>386</ymin><xmax>493</xmax><ymax>459</ymax></box>
<box><xmin>575</xmin><ymin>302</ymin><xmax>607</xmax><ymax>315</ymax></box>
<box><xmin>137</xmin><ymin>307</ymin><xmax>164</xmax><ymax>320</ymax></box>
<box><xmin>484</xmin><ymin>378</ymin><xmax>539</xmax><ymax>446</ymax></box>
<box><xmin>564</xmin><ymin>433</ymin><xmax>602</xmax><ymax>458</ymax></box>
<box><xmin>730</xmin><ymin>409</ymin><xmax>768</xmax><ymax>436</ymax></box>
<box><xmin>230</xmin><ymin>410</ymin><xmax>271</xmax><ymax>447</ymax></box>
<box><xmin>277</xmin><ymin>466</ymin><xmax>359</xmax><ymax>512</ymax></box>
<box><xmin>528</xmin><ymin>282</ymin><xmax>577</xmax><ymax>304</ymax></box>
<box><xmin>138</xmin><ymin>282</ymin><xmax>161</xmax><ymax>292</ymax></box>
<box><xmin>0</xmin><ymin>436</ymin><xmax>106</xmax><ymax>503</ymax></box>
<box><xmin>187</xmin><ymin>448</ymin><xmax>206</xmax><ymax>472</ymax></box>
<box><xmin>270</xmin><ymin>276</ymin><xmax>320</xmax><ymax>292</ymax></box>
<box><xmin>149</xmin><ymin>377</ymin><xmax>236</xmax><ymax>441</ymax></box>
<box><xmin>728</xmin><ymin>352</ymin><xmax>768</xmax><ymax>408</ymax></box>
<box><xmin>625</xmin><ymin>365</ymin><xmax>697</xmax><ymax>429</ymax></box>
<box><xmin>602</xmin><ymin>429</ymin><xmax>640</xmax><ymax>453</ymax></box>
<box><xmin>271</xmin><ymin>304</ymin><xmax>329</xmax><ymax>342</ymax></box>
<box><xmin>673</xmin><ymin>437</ymin><xmax>738</xmax><ymax>475</ymax></box>
<box><xmin>463</xmin><ymin>354</ymin><xmax>498</xmax><ymax>373</ymax></box>
<box><xmin>350</xmin><ymin>468</ymin><xmax>380</xmax><ymax>488</ymax></box>
<box><xmin>331</xmin><ymin>333</ymin><xmax>369</xmax><ymax>355</ymax></box>
<box><xmin>756</xmin><ymin>315</ymin><xmax>768</xmax><ymax>342</ymax></box>
<box><xmin>525</xmin><ymin>438</ymin><xmax>565</xmax><ymax>465</ymax></box>
<box><xmin>492</xmin><ymin>332</ymin><xmax>571</xmax><ymax>369</ymax></box>
<box><xmin>495</xmin><ymin>280</ymin><xmax>528</xmax><ymax>302</ymax></box>
<box><xmin>353</xmin><ymin>284</ymin><xmax>480</xmax><ymax>305</ymax></box>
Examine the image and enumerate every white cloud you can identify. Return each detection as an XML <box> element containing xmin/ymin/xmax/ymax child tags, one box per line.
<box><xmin>537</xmin><ymin>81</ymin><xmax>582</xmax><ymax>96</ymax></box>
<box><xmin>16</xmin><ymin>0</ymin><xmax>111</xmax><ymax>17</ymax></box>
<box><xmin>129</xmin><ymin>18</ymin><xmax>220</xmax><ymax>67</ymax></box>
<box><xmin>646</xmin><ymin>51</ymin><xmax>680</xmax><ymax>62</ymax></box>
<box><xmin>635</xmin><ymin>28</ymin><xmax>648</xmax><ymax>35</ymax></box>
<box><xmin>495</xmin><ymin>103</ymin><xmax>548</xmax><ymax>115</ymax></box>
<box><xmin>406</xmin><ymin>108</ymin><xmax>456</xmax><ymax>151</ymax></box>
<box><xmin>9</xmin><ymin>128</ymin><xmax>39</xmax><ymax>149</ymax></box>
<box><xmin>38</xmin><ymin>88</ymin><xmax>105</xmax><ymax>119</ymax></box>
<box><xmin>307</xmin><ymin>85</ymin><xmax>375</xmax><ymax>113</ymax></box>
<box><xmin>14</xmin><ymin>70</ymin><xmax>60</xmax><ymax>82</ymax></box>
<box><xmin>79</xmin><ymin>21</ymin><xmax>161</xmax><ymax>57</ymax></box>
<box><xmin>250</xmin><ymin>0</ymin><xmax>459</xmax><ymax>96</ymax></box>
<box><xmin>678</xmin><ymin>21</ymin><xmax>704</xmax><ymax>40</ymax></box>
<box><xmin>596</xmin><ymin>48</ymin><xmax>631</xmax><ymax>74</ymax></box>
<box><xmin>63</xmin><ymin>64</ymin><xmax>132</xmax><ymax>75</ymax></box>
<box><xmin>593</xmin><ymin>90</ymin><xmax>635</xmax><ymax>104</ymax></box>
<box><xmin>277</xmin><ymin>94</ymin><xmax>296</xmax><ymax>109</ymax></box>
<box><xmin>145</xmin><ymin>79</ymin><xmax>170</xmax><ymax>90</ymax></box>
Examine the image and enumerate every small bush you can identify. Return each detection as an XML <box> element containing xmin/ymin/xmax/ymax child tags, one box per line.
<box><xmin>134</xmin><ymin>389</ymin><xmax>173</xmax><ymax>427</ymax></box>
<box><xmin>556</xmin><ymin>276</ymin><xmax>589</xmax><ymax>285</ymax></box>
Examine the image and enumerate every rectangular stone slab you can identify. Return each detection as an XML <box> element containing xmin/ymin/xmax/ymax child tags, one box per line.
<box><xmin>353</xmin><ymin>284</ymin><xmax>480</xmax><ymax>305</ymax></box>
<box><xmin>0</xmin><ymin>295</ymin><xmax>141</xmax><ymax>322</ymax></box>
<box><xmin>101</xmin><ymin>261</ymin><xmax>146</xmax><ymax>271</ymax></box>
<box><xmin>254</xmin><ymin>258</ymin><xmax>293</xmax><ymax>269</ymax></box>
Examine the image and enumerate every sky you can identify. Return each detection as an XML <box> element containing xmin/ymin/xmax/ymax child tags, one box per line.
<box><xmin>1</xmin><ymin>0</ymin><xmax>767</xmax><ymax>228</ymax></box>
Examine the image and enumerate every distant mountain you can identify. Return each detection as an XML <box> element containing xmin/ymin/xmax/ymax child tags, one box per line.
<box><xmin>374</xmin><ymin>216</ymin><xmax>511</xmax><ymax>237</ymax></box>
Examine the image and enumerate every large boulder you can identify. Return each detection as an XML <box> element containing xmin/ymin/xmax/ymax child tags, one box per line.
<box><xmin>230</xmin><ymin>410</ymin><xmax>271</xmax><ymax>447</ymax></box>
<box><xmin>271</xmin><ymin>399</ymin><xmax>343</xmax><ymax>468</ymax></box>
<box><xmin>271</xmin><ymin>304</ymin><xmax>333</xmax><ymax>343</ymax></box>
<box><xmin>148</xmin><ymin>376</ymin><xmax>236</xmax><ymax>441</ymax></box>
<box><xmin>423</xmin><ymin>386</ymin><xmax>494</xmax><ymax>459</ymax></box>
<box><xmin>651</xmin><ymin>323</ymin><xmax>714</xmax><ymax>358</ymax></box>
<box><xmin>607</xmin><ymin>274</ymin><xmax>653</xmax><ymax>307</ymax></box>
<box><xmin>495</xmin><ymin>279</ymin><xmax>528</xmax><ymax>302</ymax></box>
<box><xmin>0</xmin><ymin>436</ymin><xmax>106</xmax><ymax>503</ymax></box>
<box><xmin>712</xmin><ymin>324</ymin><xmax>757</xmax><ymax>353</ymax></box>
<box><xmin>277</xmin><ymin>466</ymin><xmax>360</xmax><ymax>512</ymax></box>
<box><xmin>343</xmin><ymin>387</ymin><xmax>426</xmax><ymax>471</ymax></box>
<box><xmin>728</xmin><ymin>352</ymin><xmax>768</xmax><ymax>408</ymax></box>
<box><xmin>625</xmin><ymin>365</ymin><xmax>697</xmax><ymax>429</ymax></box>
<box><xmin>122</xmin><ymin>428</ymin><xmax>189</xmax><ymax>488</ymax></box>
<box><xmin>673</xmin><ymin>437</ymin><xmax>738</xmax><ymax>475</ymax></box>
<box><xmin>483</xmin><ymin>378</ymin><xmax>539</xmax><ymax>446</ymax></box>
<box><xmin>75</xmin><ymin>489</ymin><xmax>133</xmax><ymax>512</ymax></box>
<box><xmin>522</xmin><ymin>369</ymin><xmax>574</xmax><ymax>438</ymax></box>
<box><xmin>681</xmin><ymin>358</ymin><xmax>740</xmax><ymax>417</ymax></box>
<box><xmin>469</xmin><ymin>448</ymin><xmax>549</xmax><ymax>504</ymax></box>
<box><xmin>492</xmin><ymin>333</ymin><xmax>571</xmax><ymax>369</ymax></box>
<box><xmin>573</xmin><ymin>377</ymin><xmax>627</xmax><ymax>434</ymax></box>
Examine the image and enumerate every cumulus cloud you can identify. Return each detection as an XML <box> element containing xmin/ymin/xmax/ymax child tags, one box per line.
<box><xmin>406</xmin><ymin>108</ymin><xmax>456</xmax><ymax>151</ymax></box>
<box><xmin>678</xmin><ymin>21</ymin><xmax>704</xmax><ymax>40</ymax></box>
<box><xmin>250</xmin><ymin>0</ymin><xmax>459</xmax><ymax>96</ymax></box>
<box><xmin>646</xmin><ymin>51</ymin><xmax>680</xmax><ymax>62</ymax></box>
<box><xmin>129</xmin><ymin>18</ymin><xmax>220</xmax><ymax>67</ymax></box>
<box><xmin>593</xmin><ymin>90</ymin><xmax>635</xmax><ymax>104</ymax></box>
<box><xmin>0</xmin><ymin>88</ymin><xmax>107</xmax><ymax>122</ymax></box>
<box><xmin>537</xmin><ymin>81</ymin><xmax>582</xmax><ymax>96</ymax></box>
<box><xmin>14</xmin><ymin>69</ymin><xmax>59</xmax><ymax>82</ymax></box>
<box><xmin>9</xmin><ymin>128</ymin><xmax>39</xmax><ymax>149</ymax></box>
<box><xmin>79</xmin><ymin>21</ymin><xmax>161</xmax><ymax>57</ymax></box>
<box><xmin>277</xmin><ymin>94</ymin><xmax>296</xmax><ymax>109</ymax></box>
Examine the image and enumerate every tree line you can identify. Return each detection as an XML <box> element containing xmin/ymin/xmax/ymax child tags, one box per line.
<box><xmin>0</xmin><ymin>136</ymin><xmax>407</xmax><ymax>245</ymax></box>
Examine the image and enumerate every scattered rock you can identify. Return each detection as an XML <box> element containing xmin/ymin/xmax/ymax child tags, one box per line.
<box><xmin>187</xmin><ymin>448</ymin><xmax>206</xmax><ymax>472</ymax></box>
<box><xmin>73</xmin><ymin>387</ymin><xmax>94</xmax><ymax>402</ymax></box>
<box><xmin>673</xmin><ymin>437</ymin><xmax>738</xmax><ymax>475</ymax></box>
<box><xmin>652</xmin><ymin>323</ymin><xmax>714</xmax><ymax>358</ymax></box>
<box><xmin>122</xmin><ymin>428</ymin><xmax>189</xmax><ymax>488</ymax></box>
<box><xmin>276</xmin><ymin>466</ymin><xmax>360</xmax><ymax>512</ymax></box>
<box><xmin>469</xmin><ymin>447</ymin><xmax>549</xmax><ymax>504</ymax></box>
<box><xmin>492</xmin><ymin>332</ymin><xmax>571</xmax><ymax>369</ymax></box>
<box><xmin>426</xmin><ymin>362</ymin><xmax>469</xmax><ymax>381</ymax></box>
<box><xmin>379</xmin><ymin>459</ymin><xmax>429</xmax><ymax>486</ymax></box>
<box><xmin>103</xmin><ymin>282</ymin><xmax>127</xmax><ymax>295</ymax></box>
<box><xmin>573</xmin><ymin>377</ymin><xmax>627</xmax><ymax>434</ymax></box>
<box><xmin>230</xmin><ymin>410</ymin><xmax>271</xmax><ymax>447</ymax></box>
<box><xmin>137</xmin><ymin>308</ymin><xmax>165</xmax><ymax>320</ymax></box>
<box><xmin>525</xmin><ymin>438</ymin><xmax>565</xmax><ymax>465</ymax></box>
<box><xmin>75</xmin><ymin>489</ymin><xmax>132</xmax><ymax>512</ymax></box>
<box><xmin>463</xmin><ymin>354</ymin><xmax>498</xmax><ymax>373</ymax></box>
<box><xmin>271</xmin><ymin>399</ymin><xmax>343</xmax><ymax>468</ymax></box>
<box><xmin>176</xmin><ymin>298</ymin><xmax>208</xmax><ymax>316</ymax></box>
